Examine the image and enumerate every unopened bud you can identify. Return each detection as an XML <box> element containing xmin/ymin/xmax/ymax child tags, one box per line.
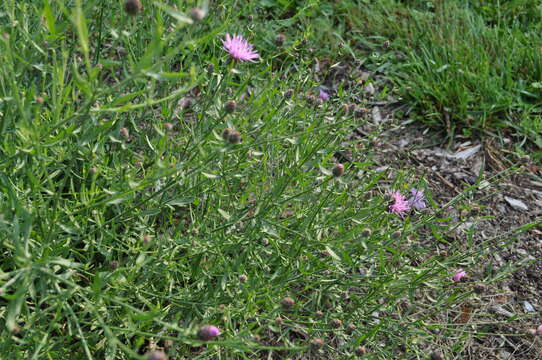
<box><xmin>332</xmin><ymin>163</ymin><xmax>345</xmax><ymax>177</ymax></box>
<box><xmin>224</xmin><ymin>100</ymin><xmax>237</xmax><ymax>114</ymax></box>
<box><xmin>275</xmin><ymin>33</ymin><xmax>286</xmax><ymax>46</ymax></box>
<box><xmin>124</xmin><ymin>0</ymin><xmax>142</xmax><ymax>15</ymax></box>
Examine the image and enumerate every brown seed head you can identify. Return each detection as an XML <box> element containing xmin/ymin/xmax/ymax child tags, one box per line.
<box><xmin>347</xmin><ymin>323</ymin><xmax>357</xmax><ymax>334</ymax></box>
<box><xmin>430</xmin><ymin>351</ymin><xmax>444</xmax><ymax>360</ymax></box>
<box><xmin>280</xmin><ymin>296</ymin><xmax>295</xmax><ymax>309</ymax></box>
<box><xmin>164</xmin><ymin>122</ymin><xmax>174</xmax><ymax>131</ymax></box>
<box><xmin>310</xmin><ymin>338</ymin><xmax>325</xmax><ymax>350</ymax></box>
<box><xmin>355</xmin><ymin>346</ymin><xmax>367</xmax><ymax>355</ymax></box>
<box><xmin>120</xmin><ymin>127</ymin><xmax>129</xmax><ymax>139</ymax></box>
<box><xmin>315</xmin><ymin>310</ymin><xmax>324</xmax><ymax>318</ymax></box>
<box><xmin>124</xmin><ymin>0</ymin><xmax>142</xmax><ymax>15</ymax></box>
<box><xmin>110</xmin><ymin>260</ymin><xmax>119</xmax><ymax>270</ymax></box>
<box><xmin>163</xmin><ymin>339</ymin><xmax>174</xmax><ymax>349</ymax></box>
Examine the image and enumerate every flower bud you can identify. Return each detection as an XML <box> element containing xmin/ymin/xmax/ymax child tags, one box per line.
<box><xmin>239</xmin><ymin>274</ymin><xmax>248</xmax><ymax>283</ymax></box>
<box><xmin>275</xmin><ymin>33</ymin><xmax>286</xmax><ymax>46</ymax></box>
<box><xmin>224</xmin><ymin>100</ymin><xmax>237</xmax><ymax>114</ymax></box>
<box><xmin>120</xmin><ymin>127</ymin><xmax>129</xmax><ymax>139</ymax></box>
<box><xmin>124</xmin><ymin>0</ymin><xmax>142</xmax><ymax>15</ymax></box>
<box><xmin>280</xmin><ymin>297</ymin><xmax>295</xmax><ymax>309</ymax></box>
<box><xmin>332</xmin><ymin>163</ymin><xmax>344</xmax><ymax>177</ymax></box>
<box><xmin>197</xmin><ymin>325</ymin><xmax>221</xmax><ymax>341</ymax></box>
<box><xmin>227</xmin><ymin>130</ymin><xmax>242</xmax><ymax>145</ymax></box>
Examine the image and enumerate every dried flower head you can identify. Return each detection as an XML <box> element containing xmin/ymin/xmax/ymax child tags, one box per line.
<box><xmin>355</xmin><ymin>346</ymin><xmax>367</xmax><ymax>355</ymax></box>
<box><xmin>452</xmin><ymin>270</ymin><xmax>466</xmax><ymax>282</ymax></box>
<box><xmin>124</xmin><ymin>0</ymin><xmax>142</xmax><ymax>15</ymax></box>
<box><xmin>315</xmin><ymin>310</ymin><xmax>324</xmax><ymax>318</ymax></box>
<box><xmin>163</xmin><ymin>339</ymin><xmax>174</xmax><ymax>349</ymax></box>
<box><xmin>164</xmin><ymin>122</ymin><xmax>174</xmax><ymax>131</ymax></box>
<box><xmin>310</xmin><ymin>338</ymin><xmax>325</xmax><ymax>350</ymax></box>
<box><xmin>430</xmin><ymin>351</ymin><xmax>444</xmax><ymax>360</ymax></box>
<box><xmin>110</xmin><ymin>260</ymin><xmax>119</xmax><ymax>270</ymax></box>
<box><xmin>332</xmin><ymin>163</ymin><xmax>345</xmax><ymax>177</ymax></box>
<box><xmin>224</xmin><ymin>100</ymin><xmax>237</xmax><ymax>113</ymax></box>
<box><xmin>197</xmin><ymin>325</ymin><xmax>221</xmax><ymax>341</ymax></box>
<box><xmin>280</xmin><ymin>296</ymin><xmax>295</xmax><ymax>309</ymax></box>
<box><xmin>330</xmin><ymin>319</ymin><xmax>342</xmax><ymax>328</ymax></box>
<box><xmin>389</xmin><ymin>191</ymin><xmax>410</xmax><ymax>218</ymax></box>
<box><xmin>189</xmin><ymin>7</ymin><xmax>205</xmax><ymax>22</ymax></box>
<box><xmin>222</xmin><ymin>34</ymin><xmax>259</xmax><ymax>62</ymax></box>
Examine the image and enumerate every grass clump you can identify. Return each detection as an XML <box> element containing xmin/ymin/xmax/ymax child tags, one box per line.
<box><xmin>345</xmin><ymin>0</ymin><xmax>542</xmax><ymax>153</ymax></box>
<box><xmin>0</xmin><ymin>0</ymin><xmax>534</xmax><ymax>359</ymax></box>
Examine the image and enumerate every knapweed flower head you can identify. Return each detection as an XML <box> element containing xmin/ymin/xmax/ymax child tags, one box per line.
<box><xmin>452</xmin><ymin>269</ymin><xmax>466</xmax><ymax>282</ymax></box>
<box><xmin>389</xmin><ymin>191</ymin><xmax>410</xmax><ymax>218</ymax></box>
<box><xmin>408</xmin><ymin>188</ymin><xmax>426</xmax><ymax>210</ymax></box>
<box><xmin>197</xmin><ymin>325</ymin><xmax>221</xmax><ymax>341</ymax></box>
<box><xmin>319</xmin><ymin>88</ymin><xmax>330</xmax><ymax>101</ymax></box>
<box><xmin>222</xmin><ymin>34</ymin><xmax>259</xmax><ymax>62</ymax></box>
<box><xmin>537</xmin><ymin>324</ymin><xmax>542</xmax><ymax>335</ymax></box>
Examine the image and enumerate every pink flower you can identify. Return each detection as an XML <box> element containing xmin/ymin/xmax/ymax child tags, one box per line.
<box><xmin>222</xmin><ymin>34</ymin><xmax>259</xmax><ymax>62</ymax></box>
<box><xmin>408</xmin><ymin>188</ymin><xmax>426</xmax><ymax>210</ymax></box>
<box><xmin>452</xmin><ymin>270</ymin><xmax>466</xmax><ymax>282</ymax></box>
<box><xmin>389</xmin><ymin>191</ymin><xmax>410</xmax><ymax>218</ymax></box>
<box><xmin>319</xmin><ymin>89</ymin><xmax>330</xmax><ymax>101</ymax></box>
<box><xmin>537</xmin><ymin>325</ymin><xmax>542</xmax><ymax>336</ymax></box>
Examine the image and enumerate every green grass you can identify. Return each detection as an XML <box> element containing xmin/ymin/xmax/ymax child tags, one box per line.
<box><xmin>0</xmin><ymin>1</ymin><xmax>536</xmax><ymax>359</ymax></box>
<box><xmin>343</xmin><ymin>0</ymin><xmax>542</xmax><ymax>157</ymax></box>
